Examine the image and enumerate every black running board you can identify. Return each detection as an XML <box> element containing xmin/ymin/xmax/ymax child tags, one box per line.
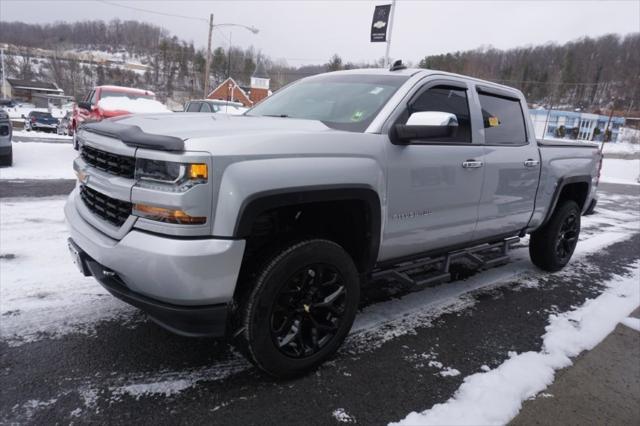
<box><xmin>371</xmin><ymin>237</ymin><xmax>520</xmax><ymax>290</ymax></box>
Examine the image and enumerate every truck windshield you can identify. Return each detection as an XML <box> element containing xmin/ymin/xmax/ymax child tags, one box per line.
<box><xmin>247</xmin><ymin>74</ymin><xmax>409</xmax><ymax>132</ymax></box>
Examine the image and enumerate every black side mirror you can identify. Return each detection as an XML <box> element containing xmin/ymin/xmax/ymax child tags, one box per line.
<box><xmin>391</xmin><ymin>111</ymin><xmax>459</xmax><ymax>144</ymax></box>
<box><xmin>77</xmin><ymin>101</ymin><xmax>92</xmax><ymax>111</ymax></box>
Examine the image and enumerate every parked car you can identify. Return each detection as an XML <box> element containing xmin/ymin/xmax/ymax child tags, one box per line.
<box><xmin>57</xmin><ymin>111</ymin><xmax>73</xmax><ymax>135</ymax></box>
<box><xmin>0</xmin><ymin>98</ymin><xmax>17</xmax><ymax>108</ymax></box>
<box><xmin>66</xmin><ymin>65</ymin><xmax>603</xmax><ymax>378</ymax></box>
<box><xmin>24</xmin><ymin>111</ymin><xmax>60</xmax><ymax>133</ymax></box>
<box><xmin>71</xmin><ymin>85</ymin><xmax>156</xmax><ymax>146</ymax></box>
<box><xmin>184</xmin><ymin>99</ymin><xmax>248</xmax><ymax>115</ymax></box>
<box><xmin>0</xmin><ymin>110</ymin><xmax>12</xmax><ymax>166</ymax></box>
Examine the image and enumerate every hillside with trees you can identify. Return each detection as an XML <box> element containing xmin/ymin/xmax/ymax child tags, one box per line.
<box><xmin>1</xmin><ymin>20</ymin><xmax>637</xmax><ymax>113</ymax></box>
<box><xmin>417</xmin><ymin>33</ymin><xmax>639</xmax><ymax>113</ymax></box>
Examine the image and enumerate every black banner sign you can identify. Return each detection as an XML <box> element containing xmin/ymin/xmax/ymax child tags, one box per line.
<box><xmin>371</xmin><ymin>4</ymin><xmax>391</xmax><ymax>42</ymax></box>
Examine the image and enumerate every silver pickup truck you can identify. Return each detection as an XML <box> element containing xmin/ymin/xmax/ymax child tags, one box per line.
<box><xmin>65</xmin><ymin>65</ymin><xmax>602</xmax><ymax>377</ymax></box>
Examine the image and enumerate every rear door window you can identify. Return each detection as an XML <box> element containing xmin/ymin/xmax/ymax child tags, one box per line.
<box><xmin>478</xmin><ymin>93</ymin><xmax>527</xmax><ymax>145</ymax></box>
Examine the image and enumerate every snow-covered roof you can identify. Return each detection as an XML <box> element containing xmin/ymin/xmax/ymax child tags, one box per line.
<box><xmin>98</xmin><ymin>85</ymin><xmax>155</xmax><ymax>96</ymax></box>
<box><xmin>6</xmin><ymin>78</ymin><xmax>62</xmax><ymax>93</ymax></box>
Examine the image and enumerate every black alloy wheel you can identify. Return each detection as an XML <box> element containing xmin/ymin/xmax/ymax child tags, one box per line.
<box><xmin>270</xmin><ymin>263</ymin><xmax>347</xmax><ymax>358</ymax></box>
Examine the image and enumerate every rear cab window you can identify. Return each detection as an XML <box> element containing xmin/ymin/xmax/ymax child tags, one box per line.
<box><xmin>477</xmin><ymin>90</ymin><xmax>527</xmax><ymax>145</ymax></box>
<box><xmin>186</xmin><ymin>102</ymin><xmax>201</xmax><ymax>112</ymax></box>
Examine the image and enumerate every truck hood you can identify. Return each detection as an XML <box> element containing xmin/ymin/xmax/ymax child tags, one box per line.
<box><xmin>108</xmin><ymin>112</ymin><xmax>335</xmax><ymax>142</ymax></box>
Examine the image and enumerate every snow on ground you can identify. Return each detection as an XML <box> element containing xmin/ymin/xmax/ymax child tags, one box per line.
<box><xmin>0</xmin><ymin>190</ymin><xmax>638</xmax><ymax>409</ymax></box>
<box><xmin>600</xmin><ymin>158</ymin><xmax>640</xmax><ymax>185</ymax></box>
<box><xmin>333</xmin><ymin>408</ymin><xmax>357</xmax><ymax>423</ymax></box>
<box><xmin>618</xmin><ymin>127</ymin><xmax>640</xmax><ymax>145</ymax></box>
<box><xmin>97</xmin><ymin>97</ymin><xmax>172</xmax><ymax>114</ymax></box>
<box><xmin>391</xmin><ymin>261</ymin><xmax>640</xmax><ymax>426</ymax></box>
<box><xmin>0</xmin><ymin>142</ymin><xmax>77</xmax><ymax>180</ymax></box>
<box><xmin>620</xmin><ymin>317</ymin><xmax>640</xmax><ymax>332</ymax></box>
<box><xmin>12</xmin><ymin>130</ymin><xmax>73</xmax><ymax>142</ymax></box>
<box><xmin>602</xmin><ymin>141</ymin><xmax>640</xmax><ymax>156</ymax></box>
<box><xmin>0</xmin><ymin>197</ymin><xmax>134</xmax><ymax>345</ymax></box>
<box><xmin>0</xmin><ymin>192</ymin><xmax>636</xmax><ymax>350</ymax></box>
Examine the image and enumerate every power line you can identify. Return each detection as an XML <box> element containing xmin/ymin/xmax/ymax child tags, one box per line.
<box><xmin>97</xmin><ymin>0</ymin><xmax>207</xmax><ymax>23</ymax></box>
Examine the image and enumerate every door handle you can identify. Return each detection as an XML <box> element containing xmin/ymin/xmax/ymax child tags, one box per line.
<box><xmin>462</xmin><ymin>160</ymin><xmax>483</xmax><ymax>168</ymax></box>
<box><xmin>524</xmin><ymin>159</ymin><xmax>540</xmax><ymax>167</ymax></box>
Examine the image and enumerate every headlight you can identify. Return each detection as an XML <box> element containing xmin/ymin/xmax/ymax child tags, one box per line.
<box><xmin>135</xmin><ymin>159</ymin><xmax>208</xmax><ymax>192</ymax></box>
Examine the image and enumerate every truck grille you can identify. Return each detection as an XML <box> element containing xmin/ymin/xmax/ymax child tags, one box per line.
<box><xmin>81</xmin><ymin>145</ymin><xmax>135</xmax><ymax>179</ymax></box>
<box><xmin>80</xmin><ymin>185</ymin><xmax>132</xmax><ymax>227</ymax></box>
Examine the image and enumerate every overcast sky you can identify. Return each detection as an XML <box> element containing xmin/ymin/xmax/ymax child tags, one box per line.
<box><xmin>1</xmin><ymin>0</ymin><xmax>639</xmax><ymax>65</ymax></box>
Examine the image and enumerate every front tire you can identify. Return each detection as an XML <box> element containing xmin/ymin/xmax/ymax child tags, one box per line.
<box><xmin>529</xmin><ymin>200</ymin><xmax>581</xmax><ymax>272</ymax></box>
<box><xmin>235</xmin><ymin>239</ymin><xmax>360</xmax><ymax>378</ymax></box>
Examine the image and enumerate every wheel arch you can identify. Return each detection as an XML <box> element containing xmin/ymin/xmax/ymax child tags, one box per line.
<box><xmin>540</xmin><ymin>175</ymin><xmax>591</xmax><ymax>227</ymax></box>
<box><xmin>233</xmin><ymin>185</ymin><xmax>382</xmax><ymax>274</ymax></box>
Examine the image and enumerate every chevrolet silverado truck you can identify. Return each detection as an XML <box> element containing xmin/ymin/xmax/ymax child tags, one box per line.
<box><xmin>65</xmin><ymin>65</ymin><xmax>602</xmax><ymax>378</ymax></box>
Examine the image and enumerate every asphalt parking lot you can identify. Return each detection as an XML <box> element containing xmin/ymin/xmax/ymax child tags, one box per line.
<box><xmin>1</xmin><ymin>182</ymin><xmax>639</xmax><ymax>425</ymax></box>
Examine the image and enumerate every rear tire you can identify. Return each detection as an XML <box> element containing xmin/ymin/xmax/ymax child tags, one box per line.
<box><xmin>529</xmin><ymin>200</ymin><xmax>581</xmax><ymax>272</ymax></box>
<box><xmin>234</xmin><ymin>239</ymin><xmax>360</xmax><ymax>378</ymax></box>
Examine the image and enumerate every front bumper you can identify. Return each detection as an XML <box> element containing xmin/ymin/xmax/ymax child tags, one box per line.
<box><xmin>0</xmin><ymin>144</ymin><xmax>11</xmax><ymax>156</ymax></box>
<box><xmin>64</xmin><ymin>190</ymin><xmax>246</xmax><ymax>336</ymax></box>
<box><xmin>34</xmin><ymin>123</ymin><xmax>57</xmax><ymax>129</ymax></box>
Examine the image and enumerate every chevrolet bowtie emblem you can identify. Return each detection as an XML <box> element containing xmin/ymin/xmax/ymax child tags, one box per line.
<box><xmin>75</xmin><ymin>169</ymin><xmax>89</xmax><ymax>184</ymax></box>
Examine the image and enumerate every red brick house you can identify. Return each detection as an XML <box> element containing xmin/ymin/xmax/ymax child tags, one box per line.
<box><xmin>206</xmin><ymin>77</ymin><xmax>252</xmax><ymax>107</ymax></box>
<box><xmin>206</xmin><ymin>61</ymin><xmax>270</xmax><ymax>107</ymax></box>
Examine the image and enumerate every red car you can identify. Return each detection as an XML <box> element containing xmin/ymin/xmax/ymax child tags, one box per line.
<box><xmin>72</xmin><ymin>85</ymin><xmax>155</xmax><ymax>147</ymax></box>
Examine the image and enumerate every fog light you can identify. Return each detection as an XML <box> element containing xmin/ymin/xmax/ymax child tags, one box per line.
<box><xmin>133</xmin><ymin>204</ymin><xmax>206</xmax><ymax>225</ymax></box>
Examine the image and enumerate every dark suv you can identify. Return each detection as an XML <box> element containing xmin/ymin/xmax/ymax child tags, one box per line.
<box><xmin>24</xmin><ymin>111</ymin><xmax>60</xmax><ymax>133</ymax></box>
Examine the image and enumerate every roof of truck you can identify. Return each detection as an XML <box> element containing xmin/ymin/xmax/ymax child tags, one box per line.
<box><xmin>325</xmin><ymin>67</ymin><xmax>523</xmax><ymax>97</ymax></box>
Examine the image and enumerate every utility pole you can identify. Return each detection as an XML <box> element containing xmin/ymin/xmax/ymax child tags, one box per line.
<box><xmin>541</xmin><ymin>101</ymin><xmax>554</xmax><ymax>141</ymax></box>
<box><xmin>600</xmin><ymin>98</ymin><xmax>616</xmax><ymax>153</ymax></box>
<box><xmin>203</xmin><ymin>13</ymin><xmax>214</xmax><ymax>99</ymax></box>
<box><xmin>227</xmin><ymin>31</ymin><xmax>232</xmax><ymax>79</ymax></box>
<box><xmin>0</xmin><ymin>47</ymin><xmax>5</xmax><ymax>99</ymax></box>
<box><xmin>384</xmin><ymin>0</ymin><xmax>397</xmax><ymax>67</ymax></box>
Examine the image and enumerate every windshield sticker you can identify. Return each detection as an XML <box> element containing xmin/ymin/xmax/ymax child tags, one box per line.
<box><xmin>351</xmin><ymin>111</ymin><xmax>364</xmax><ymax>121</ymax></box>
<box><xmin>488</xmin><ymin>116</ymin><xmax>500</xmax><ymax>127</ymax></box>
<box><xmin>369</xmin><ymin>87</ymin><xmax>384</xmax><ymax>95</ymax></box>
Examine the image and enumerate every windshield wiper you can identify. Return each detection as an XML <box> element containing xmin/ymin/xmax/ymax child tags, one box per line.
<box><xmin>263</xmin><ymin>114</ymin><xmax>290</xmax><ymax>118</ymax></box>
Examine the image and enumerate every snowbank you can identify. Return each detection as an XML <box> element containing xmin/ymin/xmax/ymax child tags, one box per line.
<box><xmin>618</xmin><ymin>127</ymin><xmax>640</xmax><ymax>145</ymax></box>
<box><xmin>97</xmin><ymin>97</ymin><xmax>171</xmax><ymax>114</ymax></box>
<box><xmin>0</xmin><ymin>142</ymin><xmax>77</xmax><ymax>180</ymax></box>
<box><xmin>601</xmin><ymin>141</ymin><xmax>640</xmax><ymax>156</ymax></box>
<box><xmin>600</xmin><ymin>158</ymin><xmax>640</xmax><ymax>185</ymax></box>
<box><xmin>392</xmin><ymin>262</ymin><xmax>640</xmax><ymax>426</ymax></box>
<box><xmin>12</xmin><ymin>130</ymin><xmax>73</xmax><ymax>142</ymax></box>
